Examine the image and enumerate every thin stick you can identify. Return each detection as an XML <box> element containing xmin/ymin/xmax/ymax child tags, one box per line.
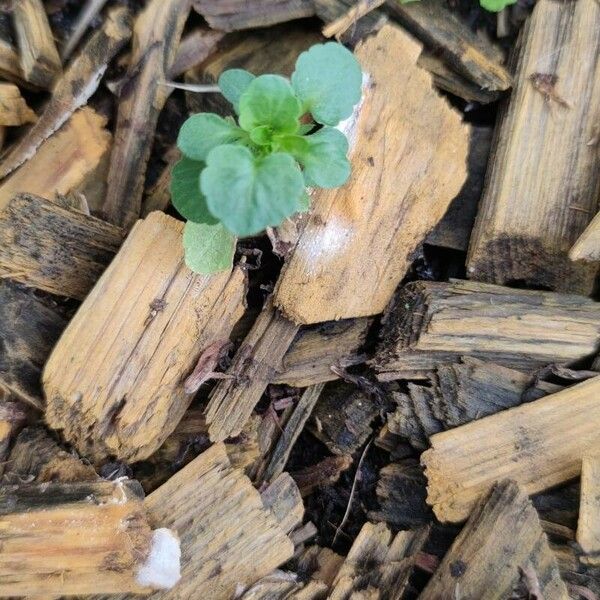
<box><xmin>158</xmin><ymin>80</ymin><xmax>221</xmax><ymax>93</ymax></box>
<box><xmin>332</xmin><ymin>438</ymin><xmax>372</xmax><ymax>546</ymax></box>
<box><xmin>61</xmin><ymin>0</ymin><xmax>110</xmax><ymax>60</ymax></box>
<box><xmin>322</xmin><ymin>0</ymin><xmax>386</xmax><ymax>38</ymax></box>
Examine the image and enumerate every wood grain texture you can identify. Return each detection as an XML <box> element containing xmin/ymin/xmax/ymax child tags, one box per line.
<box><xmin>422</xmin><ymin>376</ymin><xmax>600</xmax><ymax>523</ymax></box>
<box><xmin>0</xmin><ymin>193</ymin><xmax>123</xmax><ymax>299</ymax></box>
<box><xmin>467</xmin><ymin>0</ymin><xmax>600</xmax><ymax>294</ymax></box>
<box><xmin>0</xmin><ymin>7</ymin><xmax>131</xmax><ymax>180</ymax></box>
<box><xmin>4</xmin><ymin>425</ymin><xmax>98</xmax><ymax>484</ymax></box>
<box><xmin>420</xmin><ymin>480</ymin><xmax>568</xmax><ymax>600</ymax></box>
<box><xmin>206</xmin><ymin>299</ymin><xmax>300</xmax><ymax>442</ymax></box>
<box><xmin>101</xmin><ymin>0</ymin><xmax>190</xmax><ymax>228</ymax></box>
<box><xmin>274</xmin><ymin>25</ymin><xmax>469</xmax><ymax>324</ymax></box>
<box><xmin>192</xmin><ymin>0</ymin><xmax>315</xmax><ymax>31</ymax></box>
<box><xmin>0</xmin><ymin>108</ymin><xmax>111</xmax><ymax>212</ymax></box>
<box><xmin>142</xmin><ymin>443</ymin><xmax>294</xmax><ymax>600</ymax></box>
<box><xmin>388</xmin><ymin>0</ymin><xmax>511</xmax><ymax>93</ymax></box>
<box><xmin>273</xmin><ymin>317</ymin><xmax>371</xmax><ymax>387</ymax></box>
<box><xmin>375</xmin><ymin>280</ymin><xmax>600</xmax><ymax>380</ymax></box>
<box><xmin>0</xmin><ymin>480</ymin><xmax>156</xmax><ymax>596</ymax></box>
<box><xmin>0</xmin><ymin>401</ymin><xmax>28</xmax><ymax>478</ymax></box>
<box><xmin>0</xmin><ymin>38</ymin><xmax>23</xmax><ymax>85</ymax></box>
<box><xmin>0</xmin><ymin>280</ymin><xmax>66</xmax><ymax>408</ymax></box>
<box><xmin>577</xmin><ymin>454</ymin><xmax>600</xmax><ymax>555</ymax></box>
<box><xmin>44</xmin><ymin>212</ymin><xmax>246</xmax><ymax>463</ymax></box>
<box><xmin>329</xmin><ymin>522</ymin><xmax>429</xmax><ymax>600</ymax></box>
<box><xmin>0</xmin><ymin>82</ymin><xmax>36</xmax><ymax>126</ymax></box>
<box><xmin>13</xmin><ymin>0</ymin><xmax>61</xmax><ymax>88</ymax></box>
<box><xmin>570</xmin><ymin>204</ymin><xmax>600</xmax><ymax>261</ymax></box>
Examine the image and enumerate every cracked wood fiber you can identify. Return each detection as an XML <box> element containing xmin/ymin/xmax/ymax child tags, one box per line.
<box><xmin>0</xmin><ymin>7</ymin><xmax>131</xmax><ymax>181</ymax></box>
<box><xmin>0</xmin><ymin>480</ymin><xmax>158</xmax><ymax>597</ymax></box>
<box><xmin>205</xmin><ymin>299</ymin><xmax>300</xmax><ymax>442</ymax></box>
<box><xmin>13</xmin><ymin>0</ymin><xmax>61</xmax><ymax>89</ymax></box>
<box><xmin>274</xmin><ymin>25</ymin><xmax>468</xmax><ymax>324</ymax></box>
<box><xmin>420</xmin><ymin>481</ymin><xmax>568</xmax><ymax>600</ymax></box>
<box><xmin>467</xmin><ymin>0</ymin><xmax>600</xmax><ymax>294</ymax></box>
<box><xmin>374</xmin><ymin>280</ymin><xmax>600</xmax><ymax>380</ymax></box>
<box><xmin>101</xmin><ymin>0</ymin><xmax>190</xmax><ymax>228</ymax></box>
<box><xmin>0</xmin><ymin>108</ymin><xmax>112</xmax><ymax>212</ymax></box>
<box><xmin>0</xmin><ymin>193</ymin><xmax>123</xmax><ymax>299</ymax></box>
<box><xmin>141</xmin><ymin>443</ymin><xmax>294</xmax><ymax>600</ymax></box>
<box><xmin>0</xmin><ymin>280</ymin><xmax>66</xmax><ymax>408</ymax></box>
<box><xmin>44</xmin><ymin>212</ymin><xmax>246</xmax><ymax>463</ymax></box>
<box><xmin>422</xmin><ymin>376</ymin><xmax>600</xmax><ymax>523</ymax></box>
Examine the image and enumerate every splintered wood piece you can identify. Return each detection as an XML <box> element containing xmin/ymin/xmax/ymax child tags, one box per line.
<box><xmin>192</xmin><ymin>0</ymin><xmax>315</xmax><ymax>31</ymax></box>
<box><xmin>0</xmin><ymin>280</ymin><xmax>66</xmax><ymax>408</ymax></box>
<box><xmin>374</xmin><ymin>280</ymin><xmax>600</xmax><ymax>380</ymax></box>
<box><xmin>0</xmin><ymin>401</ymin><xmax>28</xmax><ymax>478</ymax></box>
<box><xmin>44</xmin><ymin>212</ymin><xmax>246</xmax><ymax>463</ymax></box>
<box><xmin>13</xmin><ymin>0</ymin><xmax>62</xmax><ymax>88</ymax></box>
<box><xmin>322</xmin><ymin>0</ymin><xmax>386</xmax><ymax>38</ymax></box>
<box><xmin>238</xmin><ymin>573</ymin><xmax>327</xmax><ymax>600</ymax></box>
<box><xmin>313</xmin><ymin>0</ymin><xmax>386</xmax><ymax>45</ymax></box>
<box><xmin>310</xmin><ymin>381</ymin><xmax>381</xmax><ymax>455</ymax></box>
<box><xmin>0</xmin><ymin>83</ymin><xmax>36</xmax><ymax>126</ymax></box>
<box><xmin>4</xmin><ymin>425</ymin><xmax>98</xmax><ymax>484</ymax></box>
<box><xmin>169</xmin><ymin>28</ymin><xmax>225</xmax><ymax>79</ymax></box>
<box><xmin>206</xmin><ymin>299</ymin><xmax>300</xmax><ymax>442</ymax></box>
<box><xmin>467</xmin><ymin>0</ymin><xmax>600</xmax><ymax>294</ymax></box>
<box><xmin>274</xmin><ymin>25</ymin><xmax>468</xmax><ymax>324</ymax></box>
<box><xmin>61</xmin><ymin>0</ymin><xmax>111</xmax><ymax>60</ymax></box>
<box><xmin>0</xmin><ymin>108</ymin><xmax>112</xmax><ymax>213</ymax></box>
<box><xmin>427</xmin><ymin>126</ymin><xmax>493</xmax><ymax>251</ymax></box>
<box><xmin>142</xmin><ymin>443</ymin><xmax>294</xmax><ymax>599</ymax></box>
<box><xmin>388</xmin><ymin>357</ymin><xmax>562</xmax><ymax>449</ymax></box>
<box><xmin>388</xmin><ymin>0</ymin><xmax>511</xmax><ymax>93</ymax></box>
<box><xmin>577</xmin><ymin>454</ymin><xmax>600</xmax><ymax>555</ymax></box>
<box><xmin>0</xmin><ymin>7</ymin><xmax>131</xmax><ymax>180</ymax></box>
<box><xmin>329</xmin><ymin>522</ymin><xmax>429</xmax><ymax>600</ymax></box>
<box><xmin>0</xmin><ymin>479</ymin><xmax>180</xmax><ymax>596</ymax></box>
<box><xmin>0</xmin><ymin>193</ymin><xmax>122</xmax><ymax>299</ymax></box>
<box><xmin>0</xmin><ymin>38</ymin><xmax>23</xmax><ymax>85</ymax></box>
<box><xmin>260</xmin><ymin>472</ymin><xmax>305</xmax><ymax>535</ymax></box>
<box><xmin>273</xmin><ymin>318</ymin><xmax>371</xmax><ymax>387</ymax></box>
<box><xmin>420</xmin><ymin>481</ymin><xmax>567</xmax><ymax>599</ymax></box>
<box><xmin>570</xmin><ymin>207</ymin><xmax>600</xmax><ymax>262</ymax></box>
<box><xmin>422</xmin><ymin>376</ymin><xmax>600</xmax><ymax>523</ymax></box>
<box><xmin>101</xmin><ymin>0</ymin><xmax>189</xmax><ymax>228</ymax></box>
<box><xmin>290</xmin><ymin>455</ymin><xmax>353</xmax><ymax>497</ymax></box>
<box><xmin>262</xmin><ymin>384</ymin><xmax>325</xmax><ymax>483</ymax></box>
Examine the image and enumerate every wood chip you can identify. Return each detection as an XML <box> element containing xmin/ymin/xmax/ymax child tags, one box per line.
<box><xmin>0</xmin><ymin>82</ymin><xmax>36</xmax><ymax>126</ymax></box>
<box><xmin>420</xmin><ymin>480</ymin><xmax>568</xmax><ymax>599</ymax></box>
<box><xmin>101</xmin><ymin>0</ymin><xmax>190</xmax><ymax>228</ymax></box>
<box><xmin>570</xmin><ymin>204</ymin><xmax>600</xmax><ymax>262</ymax></box>
<box><xmin>44</xmin><ymin>212</ymin><xmax>246</xmax><ymax>463</ymax></box>
<box><xmin>0</xmin><ymin>193</ymin><xmax>123</xmax><ymax>299</ymax></box>
<box><xmin>374</xmin><ymin>280</ymin><xmax>600</xmax><ymax>380</ymax></box>
<box><xmin>13</xmin><ymin>0</ymin><xmax>62</xmax><ymax>88</ymax></box>
<box><xmin>0</xmin><ymin>7</ymin><xmax>132</xmax><ymax>180</ymax></box>
<box><xmin>577</xmin><ymin>454</ymin><xmax>600</xmax><ymax>556</ymax></box>
<box><xmin>467</xmin><ymin>0</ymin><xmax>600</xmax><ymax>294</ymax></box>
<box><xmin>422</xmin><ymin>375</ymin><xmax>600</xmax><ymax>522</ymax></box>
<box><xmin>274</xmin><ymin>25</ymin><xmax>468</xmax><ymax>324</ymax></box>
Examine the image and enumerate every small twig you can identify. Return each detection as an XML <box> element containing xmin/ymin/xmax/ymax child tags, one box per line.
<box><xmin>158</xmin><ymin>80</ymin><xmax>221</xmax><ymax>93</ymax></box>
<box><xmin>332</xmin><ymin>438</ymin><xmax>372</xmax><ymax>546</ymax></box>
<box><xmin>61</xmin><ymin>0</ymin><xmax>110</xmax><ymax>60</ymax></box>
<box><xmin>322</xmin><ymin>0</ymin><xmax>385</xmax><ymax>38</ymax></box>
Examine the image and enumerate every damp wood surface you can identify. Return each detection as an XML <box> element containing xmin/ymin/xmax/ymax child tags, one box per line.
<box><xmin>419</xmin><ymin>480</ymin><xmax>568</xmax><ymax>600</ymax></box>
<box><xmin>422</xmin><ymin>376</ymin><xmax>600</xmax><ymax>523</ymax></box>
<box><xmin>374</xmin><ymin>279</ymin><xmax>600</xmax><ymax>380</ymax></box>
<box><xmin>274</xmin><ymin>24</ymin><xmax>469</xmax><ymax>324</ymax></box>
<box><xmin>43</xmin><ymin>211</ymin><xmax>246</xmax><ymax>463</ymax></box>
<box><xmin>466</xmin><ymin>0</ymin><xmax>600</xmax><ymax>294</ymax></box>
<box><xmin>0</xmin><ymin>193</ymin><xmax>123</xmax><ymax>299</ymax></box>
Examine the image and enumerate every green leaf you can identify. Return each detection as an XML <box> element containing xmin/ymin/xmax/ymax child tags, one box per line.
<box><xmin>218</xmin><ymin>69</ymin><xmax>255</xmax><ymax>113</ymax></box>
<box><xmin>170</xmin><ymin>158</ymin><xmax>218</xmax><ymax>224</ymax></box>
<box><xmin>297</xmin><ymin>126</ymin><xmax>350</xmax><ymax>188</ymax></box>
<box><xmin>249</xmin><ymin>125</ymin><xmax>272</xmax><ymax>146</ymax></box>
<box><xmin>275</xmin><ymin>134</ymin><xmax>309</xmax><ymax>157</ymax></box>
<box><xmin>291</xmin><ymin>42</ymin><xmax>362</xmax><ymax>126</ymax></box>
<box><xmin>479</xmin><ymin>0</ymin><xmax>516</xmax><ymax>11</ymax></box>
<box><xmin>177</xmin><ymin>113</ymin><xmax>244</xmax><ymax>161</ymax></box>
<box><xmin>238</xmin><ymin>74</ymin><xmax>301</xmax><ymax>134</ymax></box>
<box><xmin>200</xmin><ymin>144</ymin><xmax>306</xmax><ymax>237</ymax></box>
<box><xmin>183</xmin><ymin>220</ymin><xmax>235</xmax><ymax>274</ymax></box>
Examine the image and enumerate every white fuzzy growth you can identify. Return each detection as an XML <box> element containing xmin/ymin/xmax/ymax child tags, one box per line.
<box><xmin>336</xmin><ymin>72</ymin><xmax>370</xmax><ymax>151</ymax></box>
<box><xmin>136</xmin><ymin>528</ymin><xmax>181</xmax><ymax>590</ymax></box>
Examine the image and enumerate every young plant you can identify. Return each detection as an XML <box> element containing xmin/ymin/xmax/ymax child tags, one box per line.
<box><xmin>170</xmin><ymin>42</ymin><xmax>362</xmax><ymax>274</ymax></box>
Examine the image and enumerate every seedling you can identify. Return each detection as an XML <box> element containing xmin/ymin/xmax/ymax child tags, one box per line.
<box><xmin>170</xmin><ymin>42</ymin><xmax>362</xmax><ymax>274</ymax></box>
